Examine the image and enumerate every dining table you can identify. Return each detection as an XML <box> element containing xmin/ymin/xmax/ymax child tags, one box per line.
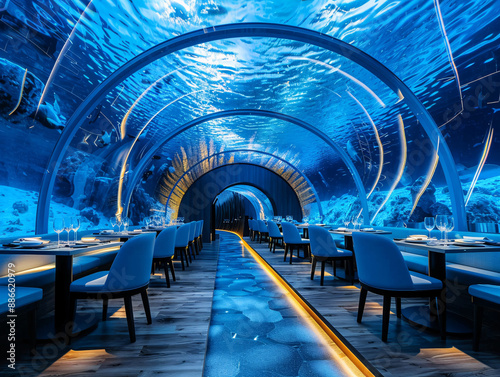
<box><xmin>329</xmin><ymin>228</ymin><xmax>393</xmax><ymax>251</ymax></box>
<box><xmin>394</xmin><ymin>239</ymin><xmax>500</xmax><ymax>335</ymax></box>
<box><xmin>0</xmin><ymin>239</ymin><xmax>123</xmax><ymax>337</ymax></box>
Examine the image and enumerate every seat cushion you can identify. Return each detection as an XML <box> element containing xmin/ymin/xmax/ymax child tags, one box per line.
<box><xmin>0</xmin><ymin>286</ymin><xmax>43</xmax><ymax>314</ymax></box>
<box><xmin>73</xmin><ymin>257</ymin><xmax>101</xmax><ymax>275</ymax></box>
<box><xmin>336</xmin><ymin>248</ymin><xmax>353</xmax><ymax>257</ymax></box>
<box><xmin>410</xmin><ymin>271</ymin><xmax>442</xmax><ymax>290</ymax></box>
<box><xmin>469</xmin><ymin>284</ymin><xmax>500</xmax><ymax>305</ymax></box>
<box><xmin>70</xmin><ymin>271</ymin><xmax>109</xmax><ymax>293</ymax></box>
<box><xmin>447</xmin><ymin>264</ymin><xmax>500</xmax><ymax>285</ymax></box>
<box><xmin>402</xmin><ymin>252</ymin><xmax>428</xmax><ymax>274</ymax></box>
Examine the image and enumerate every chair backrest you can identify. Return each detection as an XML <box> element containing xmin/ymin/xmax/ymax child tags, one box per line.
<box><xmin>309</xmin><ymin>225</ymin><xmax>340</xmax><ymax>257</ymax></box>
<box><xmin>196</xmin><ymin>220</ymin><xmax>202</xmax><ymax>237</ymax></box>
<box><xmin>281</xmin><ymin>222</ymin><xmax>302</xmax><ymax>243</ymax></box>
<box><xmin>175</xmin><ymin>223</ymin><xmax>191</xmax><ymax>248</ymax></box>
<box><xmin>257</xmin><ymin>220</ymin><xmax>268</xmax><ymax>233</ymax></box>
<box><xmin>104</xmin><ymin>232</ymin><xmax>156</xmax><ymax>291</ymax></box>
<box><xmin>267</xmin><ymin>221</ymin><xmax>282</xmax><ymax>238</ymax></box>
<box><xmin>154</xmin><ymin>226</ymin><xmax>177</xmax><ymax>258</ymax></box>
<box><xmin>352</xmin><ymin>232</ymin><xmax>414</xmax><ymax>290</ymax></box>
<box><xmin>189</xmin><ymin>221</ymin><xmax>197</xmax><ymax>241</ymax></box>
<box><xmin>248</xmin><ymin>219</ymin><xmax>254</xmax><ymax>231</ymax></box>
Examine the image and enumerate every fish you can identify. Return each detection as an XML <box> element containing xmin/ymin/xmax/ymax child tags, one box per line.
<box><xmin>100</xmin><ymin>130</ymin><xmax>114</xmax><ymax>146</ymax></box>
<box><xmin>346</xmin><ymin>140</ymin><xmax>361</xmax><ymax>162</ymax></box>
<box><xmin>318</xmin><ymin>171</ymin><xmax>329</xmax><ymax>187</ymax></box>
<box><xmin>31</xmin><ymin>102</ymin><xmax>65</xmax><ymax>130</ymax></box>
<box><xmin>168</xmin><ymin>166</ymin><xmax>176</xmax><ymax>174</ymax></box>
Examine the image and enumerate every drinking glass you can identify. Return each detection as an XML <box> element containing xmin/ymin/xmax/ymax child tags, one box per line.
<box><xmin>435</xmin><ymin>215</ymin><xmax>448</xmax><ymax>241</ymax></box>
<box><xmin>178</xmin><ymin>217</ymin><xmax>184</xmax><ymax>223</ymax></box>
<box><xmin>343</xmin><ymin>216</ymin><xmax>350</xmax><ymax>228</ymax></box>
<box><xmin>424</xmin><ymin>217</ymin><xmax>435</xmax><ymax>239</ymax></box>
<box><xmin>116</xmin><ymin>216</ymin><xmax>123</xmax><ymax>232</ymax></box>
<box><xmin>64</xmin><ymin>217</ymin><xmax>73</xmax><ymax>245</ymax></box>
<box><xmin>122</xmin><ymin>216</ymin><xmax>130</xmax><ymax>232</ymax></box>
<box><xmin>53</xmin><ymin>218</ymin><xmax>64</xmax><ymax>248</ymax></box>
<box><xmin>445</xmin><ymin>216</ymin><xmax>454</xmax><ymax>241</ymax></box>
<box><xmin>302</xmin><ymin>216</ymin><xmax>309</xmax><ymax>224</ymax></box>
<box><xmin>110</xmin><ymin>216</ymin><xmax>117</xmax><ymax>231</ymax></box>
<box><xmin>72</xmin><ymin>216</ymin><xmax>80</xmax><ymax>244</ymax></box>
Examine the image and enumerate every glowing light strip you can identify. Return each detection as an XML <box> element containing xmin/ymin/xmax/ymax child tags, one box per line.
<box><xmin>286</xmin><ymin>56</ymin><xmax>386</xmax><ymax>108</ymax></box>
<box><xmin>224</xmin><ymin>231</ymin><xmax>375</xmax><ymax>377</ymax></box>
<box><xmin>9</xmin><ymin>68</ymin><xmax>27</xmax><ymax>116</ymax></box>
<box><xmin>116</xmin><ymin>89</ymin><xmax>207</xmax><ymax>216</ymax></box>
<box><xmin>348</xmin><ymin>92</ymin><xmax>383</xmax><ymax>199</ymax></box>
<box><xmin>409</xmin><ymin>139</ymin><xmax>440</xmax><ymax>218</ymax></box>
<box><xmin>371</xmin><ymin>115</ymin><xmax>407</xmax><ymax>224</ymax></box>
<box><xmin>35</xmin><ymin>0</ymin><xmax>94</xmax><ymax>114</ymax></box>
<box><xmin>434</xmin><ymin>0</ymin><xmax>464</xmax><ymax>128</ymax></box>
<box><xmin>465</xmin><ymin>126</ymin><xmax>494</xmax><ymax>206</ymax></box>
<box><xmin>120</xmin><ymin>65</ymin><xmax>188</xmax><ymax>140</ymax></box>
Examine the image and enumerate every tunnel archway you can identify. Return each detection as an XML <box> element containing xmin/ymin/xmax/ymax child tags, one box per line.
<box><xmin>36</xmin><ymin>22</ymin><xmax>466</xmax><ymax>233</ymax></box>
<box><xmin>178</xmin><ymin>163</ymin><xmax>302</xmax><ymax>241</ymax></box>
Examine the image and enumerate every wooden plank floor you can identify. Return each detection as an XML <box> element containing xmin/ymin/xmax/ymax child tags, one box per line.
<box><xmin>8</xmin><ymin>240</ymin><xmax>219</xmax><ymax>377</ymax></box>
<box><xmin>245</xmin><ymin>236</ymin><xmax>500</xmax><ymax>377</ymax></box>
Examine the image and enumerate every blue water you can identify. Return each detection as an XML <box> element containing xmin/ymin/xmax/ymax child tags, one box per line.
<box><xmin>203</xmin><ymin>231</ymin><xmax>351</xmax><ymax>377</ymax></box>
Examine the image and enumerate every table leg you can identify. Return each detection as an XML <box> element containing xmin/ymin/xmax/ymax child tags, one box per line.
<box><xmin>55</xmin><ymin>255</ymin><xmax>73</xmax><ymax>335</ymax></box>
<box><xmin>429</xmin><ymin>251</ymin><xmax>446</xmax><ymax>337</ymax></box>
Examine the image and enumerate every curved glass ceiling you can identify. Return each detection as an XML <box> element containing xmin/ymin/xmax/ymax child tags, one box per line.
<box><xmin>0</xmin><ymin>0</ymin><xmax>499</xmax><ymax>237</ymax></box>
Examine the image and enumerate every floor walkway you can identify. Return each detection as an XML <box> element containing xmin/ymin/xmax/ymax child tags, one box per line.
<box><xmin>245</xmin><ymin>235</ymin><xmax>500</xmax><ymax>377</ymax></box>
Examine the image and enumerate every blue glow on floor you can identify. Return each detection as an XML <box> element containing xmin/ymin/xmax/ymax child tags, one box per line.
<box><xmin>203</xmin><ymin>231</ymin><xmax>351</xmax><ymax>377</ymax></box>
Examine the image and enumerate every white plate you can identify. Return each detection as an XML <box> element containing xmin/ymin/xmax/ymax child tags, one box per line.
<box><xmin>19</xmin><ymin>241</ymin><xmax>44</xmax><ymax>247</ymax></box>
<box><xmin>454</xmin><ymin>240</ymin><xmax>484</xmax><ymax>246</ymax></box>
<box><xmin>405</xmin><ymin>239</ymin><xmax>430</xmax><ymax>243</ymax></box>
<box><xmin>100</xmin><ymin>230</ymin><xmax>114</xmax><ymax>235</ymax></box>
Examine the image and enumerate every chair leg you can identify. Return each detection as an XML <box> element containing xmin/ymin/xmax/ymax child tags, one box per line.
<box><xmin>124</xmin><ymin>295</ymin><xmax>136</xmax><ymax>342</ymax></box>
<box><xmin>473</xmin><ymin>304</ymin><xmax>483</xmax><ymax>351</ymax></box>
<box><xmin>357</xmin><ymin>288</ymin><xmax>367</xmax><ymax>323</ymax></box>
<box><xmin>396</xmin><ymin>297</ymin><xmax>402</xmax><ymax>318</ymax></box>
<box><xmin>333</xmin><ymin>260</ymin><xmax>337</xmax><ymax>277</ymax></box>
<box><xmin>184</xmin><ymin>247</ymin><xmax>190</xmax><ymax>267</ymax></box>
<box><xmin>382</xmin><ymin>295</ymin><xmax>391</xmax><ymax>342</ymax></box>
<box><xmin>310</xmin><ymin>257</ymin><xmax>317</xmax><ymax>280</ymax></box>
<box><xmin>102</xmin><ymin>296</ymin><xmax>109</xmax><ymax>321</ymax></box>
<box><xmin>28</xmin><ymin>308</ymin><xmax>37</xmax><ymax>354</ymax></box>
<box><xmin>289</xmin><ymin>246</ymin><xmax>293</xmax><ymax>264</ymax></box>
<box><xmin>177</xmin><ymin>248</ymin><xmax>185</xmax><ymax>270</ymax></box>
<box><xmin>169</xmin><ymin>259</ymin><xmax>176</xmax><ymax>281</ymax></box>
<box><xmin>320</xmin><ymin>261</ymin><xmax>326</xmax><ymax>286</ymax></box>
<box><xmin>141</xmin><ymin>290</ymin><xmax>152</xmax><ymax>325</ymax></box>
<box><xmin>284</xmin><ymin>245</ymin><xmax>288</xmax><ymax>262</ymax></box>
<box><xmin>163</xmin><ymin>261</ymin><xmax>171</xmax><ymax>288</ymax></box>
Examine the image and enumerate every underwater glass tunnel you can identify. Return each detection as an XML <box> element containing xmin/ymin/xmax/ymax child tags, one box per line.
<box><xmin>1</xmin><ymin>0</ymin><xmax>500</xmax><ymax>239</ymax></box>
<box><xmin>0</xmin><ymin>0</ymin><xmax>499</xmax><ymax>237</ymax></box>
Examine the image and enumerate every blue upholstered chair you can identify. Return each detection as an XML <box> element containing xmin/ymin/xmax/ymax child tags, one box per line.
<box><xmin>267</xmin><ymin>221</ymin><xmax>283</xmax><ymax>253</ymax></box>
<box><xmin>69</xmin><ymin>232</ymin><xmax>156</xmax><ymax>342</ymax></box>
<box><xmin>309</xmin><ymin>225</ymin><xmax>354</xmax><ymax>285</ymax></box>
<box><xmin>256</xmin><ymin>220</ymin><xmax>269</xmax><ymax>243</ymax></box>
<box><xmin>468</xmin><ymin>284</ymin><xmax>500</xmax><ymax>351</ymax></box>
<box><xmin>153</xmin><ymin>226</ymin><xmax>177</xmax><ymax>288</ymax></box>
<box><xmin>187</xmin><ymin>221</ymin><xmax>197</xmax><ymax>261</ymax></box>
<box><xmin>175</xmin><ymin>223</ymin><xmax>191</xmax><ymax>270</ymax></box>
<box><xmin>281</xmin><ymin>222</ymin><xmax>310</xmax><ymax>264</ymax></box>
<box><xmin>352</xmin><ymin>232</ymin><xmax>444</xmax><ymax>342</ymax></box>
<box><xmin>195</xmin><ymin>220</ymin><xmax>203</xmax><ymax>252</ymax></box>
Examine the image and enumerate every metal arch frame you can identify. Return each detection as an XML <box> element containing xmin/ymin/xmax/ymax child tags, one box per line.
<box><xmin>158</xmin><ymin>148</ymin><xmax>323</xmax><ymax>216</ymax></box>
<box><xmin>121</xmin><ymin>109</ymin><xmax>367</xmax><ymax>218</ymax></box>
<box><xmin>35</xmin><ymin>22</ymin><xmax>466</xmax><ymax>233</ymax></box>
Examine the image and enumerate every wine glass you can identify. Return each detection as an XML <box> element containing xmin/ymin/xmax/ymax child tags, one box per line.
<box><xmin>110</xmin><ymin>216</ymin><xmax>117</xmax><ymax>231</ymax></box>
<box><xmin>53</xmin><ymin>218</ymin><xmax>64</xmax><ymax>248</ymax></box>
<box><xmin>435</xmin><ymin>215</ymin><xmax>448</xmax><ymax>241</ymax></box>
<box><xmin>72</xmin><ymin>216</ymin><xmax>80</xmax><ymax>244</ymax></box>
<box><xmin>445</xmin><ymin>216</ymin><xmax>454</xmax><ymax>242</ymax></box>
<box><xmin>64</xmin><ymin>217</ymin><xmax>73</xmax><ymax>246</ymax></box>
<box><xmin>302</xmin><ymin>216</ymin><xmax>309</xmax><ymax>224</ymax></box>
<box><xmin>343</xmin><ymin>216</ymin><xmax>350</xmax><ymax>229</ymax></box>
<box><xmin>122</xmin><ymin>216</ymin><xmax>130</xmax><ymax>232</ymax></box>
<box><xmin>116</xmin><ymin>216</ymin><xmax>123</xmax><ymax>233</ymax></box>
<box><xmin>424</xmin><ymin>217</ymin><xmax>435</xmax><ymax>239</ymax></box>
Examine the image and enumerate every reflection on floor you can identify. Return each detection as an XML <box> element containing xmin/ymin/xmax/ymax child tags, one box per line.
<box><xmin>245</xmin><ymin>234</ymin><xmax>500</xmax><ymax>377</ymax></box>
<box><xmin>204</xmin><ymin>232</ymin><xmax>363</xmax><ymax>377</ymax></box>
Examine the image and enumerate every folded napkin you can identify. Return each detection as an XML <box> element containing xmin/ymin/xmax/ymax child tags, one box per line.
<box><xmin>14</xmin><ymin>237</ymin><xmax>42</xmax><ymax>243</ymax></box>
<box><xmin>99</xmin><ymin>229</ymin><xmax>114</xmax><ymax>235</ymax></box>
<box><xmin>336</xmin><ymin>227</ymin><xmax>347</xmax><ymax>230</ymax></box>
<box><xmin>463</xmin><ymin>236</ymin><xmax>489</xmax><ymax>242</ymax></box>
